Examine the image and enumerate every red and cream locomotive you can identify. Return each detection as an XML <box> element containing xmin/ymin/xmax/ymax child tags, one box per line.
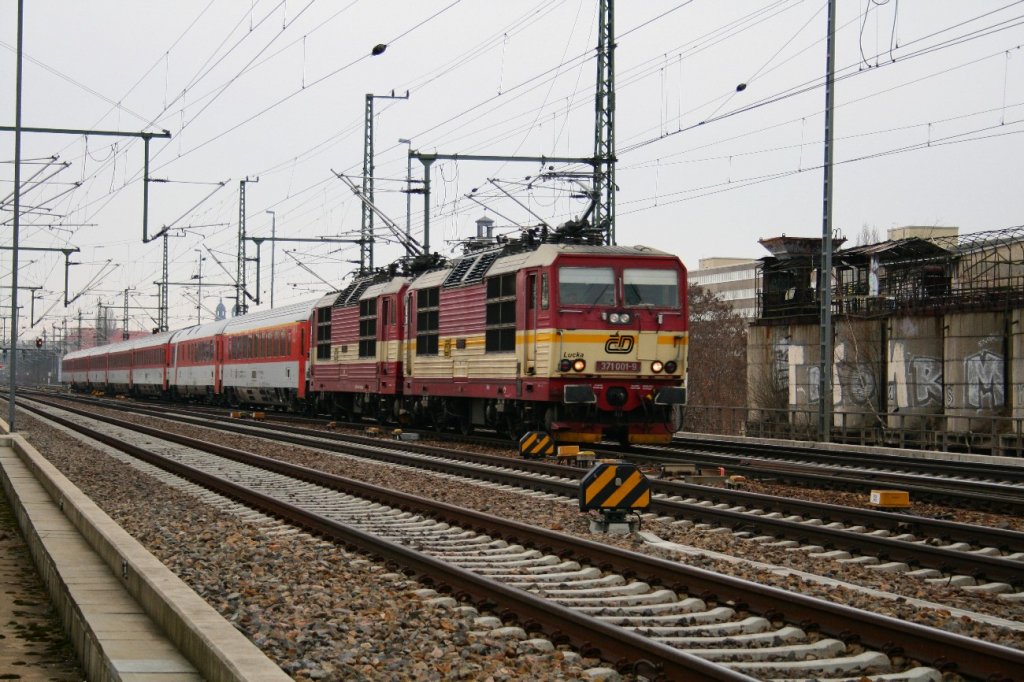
<box><xmin>63</xmin><ymin>230</ymin><xmax>688</xmax><ymax>444</ymax></box>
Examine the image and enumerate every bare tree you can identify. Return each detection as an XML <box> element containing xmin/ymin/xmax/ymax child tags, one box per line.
<box><xmin>857</xmin><ymin>223</ymin><xmax>881</xmax><ymax>246</ymax></box>
<box><xmin>685</xmin><ymin>284</ymin><xmax>747</xmax><ymax>433</ymax></box>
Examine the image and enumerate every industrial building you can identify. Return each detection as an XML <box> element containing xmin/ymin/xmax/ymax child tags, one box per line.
<box><xmin>688</xmin><ymin>257</ymin><xmax>759</xmax><ymax>318</ymax></box>
<box><xmin>744</xmin><ymin>225</ymin><xmax>1024</xmax><ymax>455</ymax></box>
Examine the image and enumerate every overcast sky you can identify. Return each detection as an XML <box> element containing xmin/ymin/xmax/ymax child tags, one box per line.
<box><xmin>2</xmin><ymin>1</ymin><xmax>1022</xmax><ymax>337</ymax></box>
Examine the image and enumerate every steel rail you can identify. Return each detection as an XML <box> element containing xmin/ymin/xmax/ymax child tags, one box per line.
<box><xmin>665</xmin><ymin>435</ymin><xmax>1024</xmax><ymax>484</ymax></box>
<box><xmin>27</xmin><ymin>394</ymin><xmax>1024</xmax><ymax>585</ymax></box>
<box><xmin>18</xmin><ymin>400</ymin><xmax>749</xmax><ymax>681</ymax></box>
<box><xmin>20</xmin><ymin>398</ymin><xmax>1024</xmax><ymax>681</ymax></box>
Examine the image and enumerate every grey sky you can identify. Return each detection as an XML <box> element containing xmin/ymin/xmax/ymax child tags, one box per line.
<box><xmin>2</xmin><ymin>1</ymin><xmax>1022</xmax><ymax>336</ymax></box>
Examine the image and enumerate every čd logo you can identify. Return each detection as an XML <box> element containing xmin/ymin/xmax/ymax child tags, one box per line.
<box><xmin>605</xmin><ymin>334</ymin><xmax>635</xmax><ymax>354</ymax></box>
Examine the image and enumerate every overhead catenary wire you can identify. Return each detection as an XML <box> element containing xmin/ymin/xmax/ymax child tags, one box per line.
<box><xmin>9</xmin><ymin>2</ymin><xmax>1024</xmax><ymax>330</ymax></box>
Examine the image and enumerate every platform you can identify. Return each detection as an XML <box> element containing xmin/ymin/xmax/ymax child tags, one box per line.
<box><xmin>0</xmin><ymin>419</ymin><xmax>290</xmax><ymax>682</ymax></box>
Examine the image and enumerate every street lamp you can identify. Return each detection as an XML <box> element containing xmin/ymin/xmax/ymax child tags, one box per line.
<box><xmin>398</xmin><ymin>138</ymin><xmax>412</xmax><ymax>258</ymax></box>
<box><xmin>266</xmin><ymin>210</ymin><xmax>276</xmax><ymax>309</ymax></box>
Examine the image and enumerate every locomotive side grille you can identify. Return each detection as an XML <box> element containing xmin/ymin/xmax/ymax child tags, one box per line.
<box><xmin>443</xmin><ymin>252</ymin><xmax>499</xmax><ymax>288</ymax></box>
<box><xmin>443</xmin><ymin>258</ymin><xmax>474</xmax><ymax>287</ymax></box>
<box><xmin>333</xmin><ymin>280</ymin><xmax>372</xmax><ymax>307</ymax></box>
<box><xmin>463</xmin><ymin>252</ymin><xmax>499</xmax><ymax>284</ymax></box>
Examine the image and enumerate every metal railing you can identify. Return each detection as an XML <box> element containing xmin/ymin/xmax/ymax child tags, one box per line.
<box><xmin>683</xmin><ymin>404</ymin><xmax>1024</xmax><ymax>457</ymax></box>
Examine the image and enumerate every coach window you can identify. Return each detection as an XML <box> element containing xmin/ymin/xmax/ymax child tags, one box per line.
<box><xmin>416</xmin><ymin>287</ymin><xmax>439</xmax><ymax>356</ymax></box>
<box><xmin>558</xmin><ymin>267</ymin><xmax>614</xmax><ymax>306</ymax></box>
<box><xmin>358</xmin><ymin>299</ymin><xmax>377</xmax><ymax>358</ymax></box>
<box><xmin>541</xmin><ymin>272</ymin><xmax>549</xmax><ymax>309</ymax></box>
<box><xmin>485</xmin><ymin>273</ymin><xmax>516</xmax><ymax>352</ymax></box>
<box><xmin>623</xmin><ymin>268</ymin><xmax>679</xmax><ymax>307</ymax></box>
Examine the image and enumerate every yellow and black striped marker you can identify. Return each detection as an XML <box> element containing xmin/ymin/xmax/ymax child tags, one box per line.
<box><xmin>579</xmin><ymin>462</ymin><xmax>651</xmax><ymax>512</ymax></box>
<box><xmin>519</xmin><ymin>431</ymin><xmax>555</xmax><ymax>458</ymax></box>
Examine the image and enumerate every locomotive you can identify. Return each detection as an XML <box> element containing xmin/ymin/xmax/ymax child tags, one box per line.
<box><xmin>62</xmin><ymin>228</ymin><xmax>688</xmax><ymax>444</ymax></box>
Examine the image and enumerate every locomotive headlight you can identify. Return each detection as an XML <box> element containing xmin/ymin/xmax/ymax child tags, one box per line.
<box><xmin>572</xmin><ymin>359</ymin><xmax>586</xmax><ymax>372</ymax></box>
<box><xmin>664</xmin><ymin>361</ymin><xmax>678</xmax><ymax>374</ymax></box>
<box><xmin>609</xmin><ymin>312</ymin><xmax>621</xmax><ymax>323</ymax></box>
<box><xmin>651</xmin><ymin>360</ymin><xmax>664</xmax><ymax>373</ymax></box>
<box><xmin>559</xmin><ymin>359</ymin><xmax>572</xmax><ymax>372</ymax></box>
<box><xmin>619</xmin><ymin>312</ymin><xmax>631</xmax><ymax>324</ymax></box>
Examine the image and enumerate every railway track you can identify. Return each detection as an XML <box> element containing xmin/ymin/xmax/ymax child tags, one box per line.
<box><xmin>26</xmin><ymin>392</ymin><xmax>1024</xmax><ymax>593</ymax></box>
<box><xmin>620</xmin><ymin>436</ymin><xmax>1024</xmax><ymax>513</ymax></box>
<box><xmin>17</xmin><ymin>396</ymin><xmax>1024</xmax><ymax>681</ymax></box>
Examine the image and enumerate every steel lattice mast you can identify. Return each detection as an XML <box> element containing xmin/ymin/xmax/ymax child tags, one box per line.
<box><xmin>236</xmin><ymin>177</ymin><xmax>258</xmax><ymax>316</ymax></box>
<box><xmin>593</xmin><ymin>0</ymin><xmax>616</xmax><ymax>245</ymax></box>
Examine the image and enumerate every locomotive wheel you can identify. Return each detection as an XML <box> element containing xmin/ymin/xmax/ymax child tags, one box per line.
<box><xmin>504</xmin><ymin>415</ymin><xmax>523</xmax><ymax>443</ymax></box>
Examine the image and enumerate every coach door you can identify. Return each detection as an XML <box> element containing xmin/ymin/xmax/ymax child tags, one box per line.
<box><xmin>522</xmin><ymin>271</ymin><xmax>539</xmax><ymax>376</ymax></box>
<box><xmin>379</xmin><ymin>296</ymin><xmax>396</xmax><ymax>389</ymax></box>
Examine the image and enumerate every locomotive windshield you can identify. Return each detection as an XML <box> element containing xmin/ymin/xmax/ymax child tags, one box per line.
<box><xmin>624</xmin><ymin>268</ymin><xmax>679</xmax><ymax>307</ymax></box>
<box><xmin>558</xmin><ymin>267</ymin><xmax>614</xmax><ymax>305</ymax></box>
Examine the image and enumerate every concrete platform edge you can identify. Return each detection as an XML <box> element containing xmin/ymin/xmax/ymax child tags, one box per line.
<box><xmin>0</xmin><ymin>420</ymin><xmax>289</xmax><ymax>682</ymax></box>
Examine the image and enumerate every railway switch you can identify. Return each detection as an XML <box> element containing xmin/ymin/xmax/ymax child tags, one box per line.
<box><xmin>579</xmin><ymin>461</ymin><xmax>651</xmax><ymax>534</ymax></box>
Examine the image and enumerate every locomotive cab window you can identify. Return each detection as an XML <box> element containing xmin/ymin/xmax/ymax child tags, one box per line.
<box><xmin>486</xmin><ymin>273</ymin><xmax>516</xmax><ymax>352</ymax></box>
<box><xmin>558</xmin><ymin>267</ymin><xmax>614</xmax><ymax>306</ymax></box>
<box><xmin>623</xmin><ymin>268</ymin><xmax>679</xmax><ymax>307</ymax></box>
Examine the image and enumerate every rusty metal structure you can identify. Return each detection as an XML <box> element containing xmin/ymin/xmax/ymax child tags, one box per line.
<box><xmin>746</xmin><ymin>225</ymin><xmax>1024</xmax><ymax>455</ymax></box>
<box><xmin>757</xmin><ymin>225</ymin><xmax>1024</xmax><ymax>320</ymax></box>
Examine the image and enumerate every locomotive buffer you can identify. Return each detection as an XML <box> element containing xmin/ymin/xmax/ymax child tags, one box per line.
<box><xmin>578</xmin><ymin>461</ymin><xmax>650</xmax><ymax>534</ymax></box>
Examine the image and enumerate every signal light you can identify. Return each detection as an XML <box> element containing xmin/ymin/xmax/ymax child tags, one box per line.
<box><xmin>651</xmin><ymin>360</ymin><xmax>664</xmax><ymax>373</ymax></box>
<box><xmin>35</xmin><ymin>337</ymin><xmax>43</xmax><ymax>349</ymax></box>
<box><xmin>572</xmin><ymin>359</ymin><xmax>586</xmax><ymax>372</ymax></box>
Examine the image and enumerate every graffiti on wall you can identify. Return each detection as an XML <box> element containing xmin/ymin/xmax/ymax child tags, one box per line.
<box><xmin>806</xmin><ymin>365</ymin><xmax>820</xmax><ymax>405</ymax></box>
<box><xmin>836</xmin><ymin>363</ymin><xmax>876</xmax><ymax>407</ymax></box>
<box><xmin>964</xmin><ymin>349</ymin><xmax>1004</xmax><ymax>410</ymax></box>
<box><xmin>909</xmin><ymin>356</ymin><xmax>943</xmax><ymax>407</ymax></box>
<box><xmin>888</xmin><ymin>340</ymin><xmax>943</xmax><ymax>409</ymax></box>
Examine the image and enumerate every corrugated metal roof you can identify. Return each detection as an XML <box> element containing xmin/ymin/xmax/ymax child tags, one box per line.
<box><xmin>836</xmin><ymin>237</ymin><xmax>950</xmax><ymax>262</ymax></box>
<box><xmin>361</xmin><ymin>277</ymin><xmax>408</xmax><ymax>299</ymax></box>
<box><xmin>224</xmin><ymin>299</ymin><xmax>318</xmax><ymax>333</ymax></box>
<box><xmin>407</xmin><ymin>267</ymin><xmax>450</xmax><ymax>290</ymax></box>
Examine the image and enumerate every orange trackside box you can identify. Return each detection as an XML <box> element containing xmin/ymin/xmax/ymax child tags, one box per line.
<box><xmin>869</xmin><ymin>490</ymin><xmax>910</xmax><ymax>508</ymax></box>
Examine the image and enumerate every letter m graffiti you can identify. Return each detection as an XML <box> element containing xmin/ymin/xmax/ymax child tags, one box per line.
<box><xmin>964</xmin><ymin>349</ymin><xmax>1004</xmax><ymax>409</ymax></box>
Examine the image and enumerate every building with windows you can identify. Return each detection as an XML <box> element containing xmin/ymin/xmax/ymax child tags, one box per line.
<box><xmin>688</xmin><ymin>257</ymin><xmax>759</xmax><ymax>318</ymax></box>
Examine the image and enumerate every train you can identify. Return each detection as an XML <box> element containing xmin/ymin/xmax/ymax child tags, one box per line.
<box><xmin>61</xmin><ymin>229</ymin><xmax>689</xmax><ymax>444</ymax></box>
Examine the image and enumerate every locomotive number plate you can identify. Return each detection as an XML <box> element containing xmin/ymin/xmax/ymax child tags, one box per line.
<box><xmin>596</xmin><ymin>361</ymin><xmax>640</xmax><ymax>372</ymax></box>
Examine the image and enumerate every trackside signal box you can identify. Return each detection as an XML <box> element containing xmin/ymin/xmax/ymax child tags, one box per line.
<box><xmin>519</xmin><ymin>431</ymin><xmax>555</xmax><ymax>458</ymax></box>
<box><xmin>579</xmin><ymin>461</ymin><xmax>651</xmax><ymax>534</ymax></box>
